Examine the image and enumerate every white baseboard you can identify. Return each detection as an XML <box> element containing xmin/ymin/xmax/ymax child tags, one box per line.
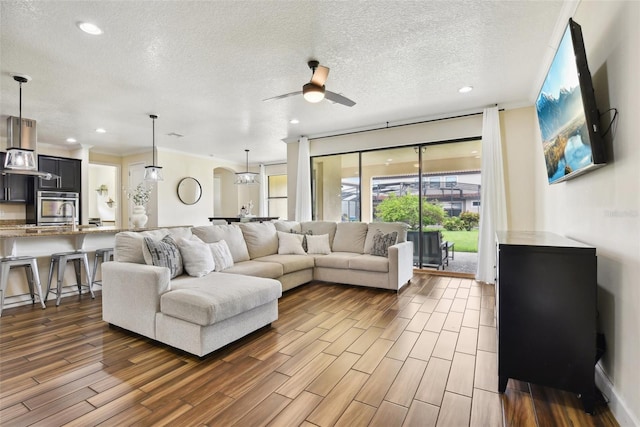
<box><xmin>595</xmin><ymin>362</ymin><xmax>639</xmax><ymax>426</ymax></box>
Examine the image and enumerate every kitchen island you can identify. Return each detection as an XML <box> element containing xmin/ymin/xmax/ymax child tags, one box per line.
<box><xmin>0</xmin><ymin>225</ymin><xmax>177</xmax><ymax>311</ymax></box>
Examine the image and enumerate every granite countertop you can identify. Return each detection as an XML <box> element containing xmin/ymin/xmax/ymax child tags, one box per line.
<box><xmin>0</xmin><ymin>225</ymin><xmax>164</xmax><ymax>238</ymax></box>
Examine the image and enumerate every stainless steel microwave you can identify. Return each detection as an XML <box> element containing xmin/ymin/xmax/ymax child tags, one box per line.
<box><xmin>37</xmin><ymin>191</ymin><xmax>79</xmax><ymax>226</ymax></box>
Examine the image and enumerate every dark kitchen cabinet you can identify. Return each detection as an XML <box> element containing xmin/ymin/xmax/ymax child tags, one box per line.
<box><xmin>0</xmin><ymin>151</ymin><xmax>30</xmax><ymax>202</ymax></box>
<box><xmin>37</xmin><ymin>155</ymin><xmax>81</xmax><ymax>193</ymax></box>
<box><xmin>496</xmin><ymin>231</ymin><xmax>597</xmax><ymax>413</ymax></box>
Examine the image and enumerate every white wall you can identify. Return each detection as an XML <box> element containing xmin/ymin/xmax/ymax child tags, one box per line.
<box><xmin>525</xmin><ymin>1</ymin><xmax>639</xmax><ymax>423</ymax></box>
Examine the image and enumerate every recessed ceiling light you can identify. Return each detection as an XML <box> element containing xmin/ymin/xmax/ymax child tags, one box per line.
<box><xmin>290</xmin><ymin>119</ymin><xmax>299</xmax><ymax>124</ymax></box>
<box><xmin>387</xmin><ymin>158</ymin><xmax>393</xmax><ymax>162</ymax></box>
<box><xmin>78</xmin><ymin>22</ymin><xmax>103</xmax><ymax>35</ymax></box>
<box><xmin>458</xmin><ymin>86</ymin><xmax>473</xmax><ymax>94</ymax></box>
<box><xmin>471</xmin><ymin>150</ymin><xmax>478</xmax><ymax>154</ymax></box>
<box><xmin>95</xmin><ymin>128</ymin><xmax>106</xmax><ymax>133</ymax></box>
<box><xmin>66</xmin><ymin>138</ymin><xmax>77</xmax><ymax>143</ymax></box>
<box><xmin>413</xmin><ymin>163</ymin><xmax>419</xmax><ymax>168</ymax></box>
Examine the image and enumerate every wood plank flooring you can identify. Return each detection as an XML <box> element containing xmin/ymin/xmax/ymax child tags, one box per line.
<box><xmin>0</xmin><ymin>275</ymin><xmax>618</xmax><ymax>426</ymax></box>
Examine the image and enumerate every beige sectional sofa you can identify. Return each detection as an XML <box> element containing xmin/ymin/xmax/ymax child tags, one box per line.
<box><xmin>102</xmin><ymin>221</ymin><xmax>412</xmax><ymax>357</ymax></box>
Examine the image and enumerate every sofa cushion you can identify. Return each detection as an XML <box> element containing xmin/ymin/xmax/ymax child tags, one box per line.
<box><xmin>208</xmin><ymin>240</ymin><xmax>234</xmax><ymax>271</ymax></box>
<box><xmin>370</xmin><ymin>230</ymin><xmax>398</xmax><ymax>257</ymax></box>
<box><xmin>239</xmin><ymin>222</ymin><xmax>279</xmax><ymax>259</ymax></box>
<box><xmin>349</xmin><ymin>254</ymin><xmax>390</xmax><ymax>273</ymax></box>
<box><xmin>332</xmin><ymin>222</ymin><xmax>369</xmax><ymax>253</ymax></box>
<box><xmin>273</xmin><ymin>220</ymin><xmax>301</xmax><ymax>233</ymax></box>
<box><xmin>363</xmin><ymin>222</ymin><xmax>408</xmax><ymax>254</ymax></box>
<box><xmin>301</xmin><ymin>221</ymin><xmax>337</xmax><ymax>247</ymax></box>
<box><xmin>167</xmin><ymin>226</ymin><xmax>194</xmax><ymax>241</ymax></box>
<box><xmin>313</xmin><ymin>252</ymin><xmax>361</xmax><ymax>269</ymax></box>
<box><xmin>143</xmin><ymin>235</ymin><xmax>183</xmax><ymax>278</ymax></box>
<box><xmin>163</xmin><ymin>273</ymin><xmax>281</xmax><ymax>326</ymax></box>
<box><xmin>277</xmin><ymin>231</ymin><xmax>306</xmax><ymax>255</ymax></box>
<box><xmin>223</xmin><ymin>260</ymin><xmax>283</xmax><ymax>279</ymax></box>
<box><xmin>306</xmin><ymin>234</ymin><xmax>331</xmax><ymax>255</ymax></box>
<box><xmin>114</xmin><ymin>228</ymin><xmax>170</xmax><ymax>264</ymax></box>
<box><xmin>192</xmin><ymin>225</ymin><xmax>250</xmax><ymax>263</ymax></box>
<box><xmin>255</xmin><ymin>254</ymin><xmax>315</xmax><ymax>274</ymax></box>
<box><xmin>176</xmin><ymin>236</ymin><xmax>215</xmax><ymax>277</ymax></box>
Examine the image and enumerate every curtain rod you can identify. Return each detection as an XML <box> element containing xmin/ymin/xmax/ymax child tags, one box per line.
<box><xmin>309</xmin><ymin>111</ymin><xmax>483</xmax><ymax>141</ymax></box>
<box><xmin>308</xmin><ymin>106</ymin><xmax>502</xmax><ymax>141</ymax></box>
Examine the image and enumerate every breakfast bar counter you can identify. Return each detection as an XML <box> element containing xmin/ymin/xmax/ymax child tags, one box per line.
<box><xmin>0</xmin><ymin>225</ymin><xmax>182</xmax><ymax>311</ymax></box>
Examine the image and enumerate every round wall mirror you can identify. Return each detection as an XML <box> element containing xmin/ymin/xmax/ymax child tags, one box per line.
<box><xmin>177</xmin><ymin>177</ymin><xmax>202</xmax><ymax>205</ymax></box>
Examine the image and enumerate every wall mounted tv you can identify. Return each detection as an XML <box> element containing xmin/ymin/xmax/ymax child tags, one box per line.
<box><xmin>536</xmin><ymin>18</ymin><xmax>606</xmax><ymax>184</ymax></box>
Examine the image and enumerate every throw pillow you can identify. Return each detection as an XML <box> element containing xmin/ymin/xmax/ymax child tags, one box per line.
<box><xmin>290</xmin><ymin>228</ymin><xmax>312</xmax><ymax>252</ymax></box>
<box><xmin>143</xmin><ymin>235</ymin><xmax>183</xmax><ymax>278</ymax></box>
<box><xmin>277</xmin><ymin>231</ymin><xmax>306</xmax><ymax>255</ymax></box>
<box><xmin>370</xmin><ymin>230</ymin><xmax>398</xmax><ymax>257</ymax></box>
<box><xmin>208</xmin><ymin>240</ymin><xmax>234</xmax><ymax>271</ymax></box>
<box><xmin>306</xmin><ymin>234</ymin><xmax>332</xmax><ymax>255</ymax></box>
<box><xmin>176</xmin><ymin>236</ymin><xmax>215</xmax><ymax>277</ymax></box>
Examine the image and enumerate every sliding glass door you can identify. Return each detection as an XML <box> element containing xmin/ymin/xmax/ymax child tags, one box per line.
<box><xmin>311</xmin><ymin>140</ymin><xmax>481</xmax><ymax>273</ymax></box>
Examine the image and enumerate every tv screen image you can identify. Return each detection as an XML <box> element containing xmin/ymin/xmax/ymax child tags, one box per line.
<box><xmin>536</xmin><ymin>18</ymin><xmax>606</xmax><ymax>184</ymax></box>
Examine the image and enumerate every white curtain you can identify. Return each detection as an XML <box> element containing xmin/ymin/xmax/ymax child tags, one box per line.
<box><xmin>259</xmin><ymin>164</ymin><xmax>267</xmax><ymax>217</ymax></box>
<box><xmin>295</xmin><ymin>136</ymin><xmax>312</xmax><ymax>221</ymax></box>
<box><xmin>476</xmin><ymin>107</ymin><xmax>507</xmax><ymax>284</ymax></box>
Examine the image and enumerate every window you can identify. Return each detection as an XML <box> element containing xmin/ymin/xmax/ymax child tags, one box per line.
<box><xmin>268</xmin><ymin>175</ymin><xmax>287</xmax><ymax>219</ymax></box>
<box><xmin>445</xmin><ymin>175</ymin><xmax>457</xmax><ymax>188</ymax></box>
<box><xmin>428</xmin><ymin>176</ymin><xmax>441</xmax><ymax>189</ymax></box>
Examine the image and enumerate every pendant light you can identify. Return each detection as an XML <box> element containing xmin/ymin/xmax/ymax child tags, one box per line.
<box><xmin>4</xmin><ymin>75</ymin><xmax>37</xmax><ymax>171</ymax></box>
<box><xmin>143</xmin><ymin>114</ymin><xmax>163</xmax><ymax>181</ymax></box>
<box><xmin>234</xmin><ymin>149</ymin><xmax>259</xmax><ymax>185</ymax></box>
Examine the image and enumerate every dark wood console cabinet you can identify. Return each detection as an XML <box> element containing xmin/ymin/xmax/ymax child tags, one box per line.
<box><xmin>496</xmin><ymin>231</ymin><xmax>597</xmax><ymax>413</ymax></box>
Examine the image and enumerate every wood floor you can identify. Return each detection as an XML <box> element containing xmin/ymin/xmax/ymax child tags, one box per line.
<box><xmin>0</xmin><ymin>274</ymin><xmax>618</xmax><ymax>426</ymax></box>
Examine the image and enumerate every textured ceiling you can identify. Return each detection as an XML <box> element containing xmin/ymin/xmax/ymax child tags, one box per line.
<box><xmin>0</xmin><ymin>1</ymin><xmax>571</xmax><ymax>165</ymax></box>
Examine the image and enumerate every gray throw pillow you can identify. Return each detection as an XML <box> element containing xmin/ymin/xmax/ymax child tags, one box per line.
<box><xmin>143</xmin><ymin>235</ymin><xmax>183</xmax><ymax>278</ymax></box>
<box><xmin>370</xmin><ymin>230</ymin><xmax>398</xmax><ymax>257</ymax></box>
<box><xmin>290</xmin><ymin>228</ymin><xmax>312</xmax><ymax>252</ymax></box>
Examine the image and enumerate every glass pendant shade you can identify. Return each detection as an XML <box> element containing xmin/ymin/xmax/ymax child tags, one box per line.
<box><xmin>235</xmin><ymin>149</ymin><xmax>259</xmax><ymax>185</ymax></box>
<box><xmin>4</xmin><ymin>147</ymin><xmax>36</xmax><ymax>170</ymax></box>
<box><xmin>144</xmin><ymin>165</ymin><xmax>163</xmax><ymax>181</ymax></box>
<box><xmin>144</xmin><ymin>114</ymin><xmax>163</xmax><ymax>181</ymax></box>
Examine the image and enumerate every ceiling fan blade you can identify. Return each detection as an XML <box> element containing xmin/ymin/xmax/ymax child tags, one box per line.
<box><xmin>325</xmin><ymin>90</ymin><xmax>356</xmax><ymax>107</ymax></box>
<box><xmin>311</xmin><ymin>65</ymin><xmax>329</xmax><ymax>86</ymax></box>
<box><xmin>262</xmin><ymin>91</ymin><xmax>302</xmax><ymax>101</ymax></box>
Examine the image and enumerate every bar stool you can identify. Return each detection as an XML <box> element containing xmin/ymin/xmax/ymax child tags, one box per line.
<box><xmin>46</xmin><ymin>251</ymin><xmax>94</xmax><ymax>306</ymax></box>
<box><xmin>91</xmin><ymin>248</ymin><xmax>114</xmax><ymax>290</ymax></box>
<box><xmin>0</xmin><ymin>256</ymin><xmax>47</xmax><ymax>316</ymax></box>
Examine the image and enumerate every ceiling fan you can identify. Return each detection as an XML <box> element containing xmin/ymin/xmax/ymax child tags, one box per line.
<box><xmin>263</xmin><ymin>60</ymin><xmax>356</xmax><ymax>107</ymax></box>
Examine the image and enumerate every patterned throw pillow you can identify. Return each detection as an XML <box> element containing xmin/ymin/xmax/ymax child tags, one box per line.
<box><xmin>208</xmin><ymin>240</ymin><xmax>235</xmax><ymax>271</ymax></box>
<box><xmin>143</xmin><ymin>235</ymin><xmax>183</xmax><ymax>278</ymax></box>
<box><xmin>370</xmin><ymin>230</ymin><xmax>398</xmax><ymax>257</ymax></box>
<box><xmin>290</xmin><ymin>228</ymin><xmax>312</xmax><ymax>252</ymax></box>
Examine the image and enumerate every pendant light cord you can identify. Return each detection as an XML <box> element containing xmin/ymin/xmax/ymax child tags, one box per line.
<box><xmin>18</xmin><ymin>81</ymin><xmax>22</xmax><ymax>147</ymax></box>
<box><xmin>150</xmin><ymin>114</ymin><xmax>158</xmax><ymax>166</ymax></box>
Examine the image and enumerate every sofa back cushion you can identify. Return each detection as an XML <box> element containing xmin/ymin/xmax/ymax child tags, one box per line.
<box><xmin>301</xmin><ymin>221</ymin><xmax>337</xmax><ymax>247</ymax></box>
<box><xmin>238</xmin><ymin>222</ymin><xmax>279</xmax><ymax>259</ymax></box>
<box><xmin>114</xmin><ymin>228</ymin><xmax>170</xmax><ymax>263</ymax></box>
<box><xmin>363</xmin><ymin>222</ymin><xmax>408</xmax><ymax>254</ymax></box>
<box><xmin>332</xmin><ymin>222</ymin><xmax>369</xmax><ymax>253</ymax></box>
<box><xmin>273</xmin><ymin>220</ymin><xmax>301</xmax><ymax>233</ymax></box>
<box><xmin>192</xmin><ymin>224</ymin><xmax>250</xmax><ymax>262</ymax></box>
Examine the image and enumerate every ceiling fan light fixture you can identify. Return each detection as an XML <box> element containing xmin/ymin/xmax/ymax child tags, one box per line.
<box><xmin>303</xmin><ymin>83</ymin><xmax>325</xmax><ymax>103</ymax></box>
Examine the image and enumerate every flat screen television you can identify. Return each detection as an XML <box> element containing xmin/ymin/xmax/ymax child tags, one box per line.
<box><xmin>536</xmin><ymin>18</ymin><xmax>606</xmax><ymax>184</ymax></box>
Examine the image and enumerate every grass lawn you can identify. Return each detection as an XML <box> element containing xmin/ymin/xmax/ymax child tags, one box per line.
<box><xmin>436</xmin><ymin>229</ymin><xmax>479</xmax><ymax>253</ymax></box>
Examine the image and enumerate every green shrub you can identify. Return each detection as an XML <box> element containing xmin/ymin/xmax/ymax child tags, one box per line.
<box><xmin>443</xmin><ymin>216</ymin><xmax>465</xmax><ymax>231</ymax></box>
<box><xmin>460</xmin><ymin>211</ymin><xmax>480</xmax><ymax>231</ymax></box>
<box><xmin>375</xmin><ymin>194</ymin><xmax>446</xmax><ymax>229</ymax></box>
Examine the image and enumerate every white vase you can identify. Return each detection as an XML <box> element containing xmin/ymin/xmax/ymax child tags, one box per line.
<box><xmin>132</xmin><ymin>205</ymin><xmax>148</xmax><ymax>228</ymax></box>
